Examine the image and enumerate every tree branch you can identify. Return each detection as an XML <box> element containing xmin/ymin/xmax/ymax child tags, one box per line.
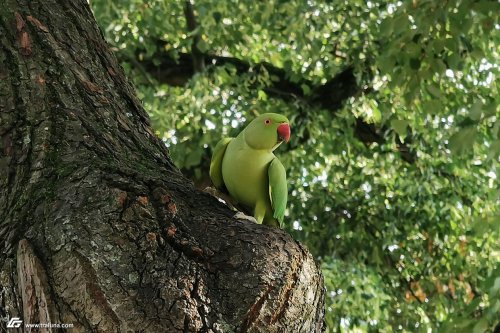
<box><xmin>183</xmin><ymin>0</ymin><xmax>205</xmax><ymax>72</ymax></box>
<box><xmin>130</xmin><ymin>41</ymin><xmax>416</xmax><ymax>163</ymax></box>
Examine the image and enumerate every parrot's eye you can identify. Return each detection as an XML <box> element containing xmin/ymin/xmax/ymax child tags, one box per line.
<box><xmin>264</xmin><ymin>119</ymin><xmax>271</xmax><ymax>125</ymax></box>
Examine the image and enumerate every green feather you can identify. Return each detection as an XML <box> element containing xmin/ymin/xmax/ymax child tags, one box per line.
<box><xmin>268</xmin><ymin>158</ymin><xmax>287</xmax><ymax>226</ymax></box>
<box><xmin>209</xmin><ymin>137</ymin><xmax>232</xmax><ymax>190</ymax></box>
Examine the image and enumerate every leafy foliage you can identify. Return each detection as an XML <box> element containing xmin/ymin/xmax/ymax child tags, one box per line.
<box><xmin>91</xmin><ymin>0</ymin><xmax>499</xmax><ymax>331</ymax></box>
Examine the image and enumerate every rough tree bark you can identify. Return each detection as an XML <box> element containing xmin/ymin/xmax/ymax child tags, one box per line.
<box><xmin>0</xmin><ymin>1</ymin><xmax>325</xmax><ymax>332</ymax></box>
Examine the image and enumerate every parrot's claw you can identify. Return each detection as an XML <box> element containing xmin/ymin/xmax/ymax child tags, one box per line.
<box><xmin>204</xmin><ymin>187</ymin><xmax>239</xmax><ymax>210</ymax></box>
<box><xmin>234</xmin><ymin>212</ymin><xmax>258</xmax><ymax>224</ymax></box>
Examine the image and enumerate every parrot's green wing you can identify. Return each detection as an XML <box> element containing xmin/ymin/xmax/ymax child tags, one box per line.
<box><xmin>209</xmin><ymin>137</ymin><xmax>233</xmax><ymax>190</ymax></box>
<box><xmin>268</xmin><ymin>158</ymin><xmax>287</xmax><ymax>226</ymax></box>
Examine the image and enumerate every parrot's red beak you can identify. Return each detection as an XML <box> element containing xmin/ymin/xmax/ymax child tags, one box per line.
<box><xmin>277</xmin><ymin>123</ymin><xmax>291</xmax><ymax>143</ymax></box>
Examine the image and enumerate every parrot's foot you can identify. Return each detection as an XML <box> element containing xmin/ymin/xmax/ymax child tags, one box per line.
<box><xmin>234</xmin><ymin>212</ymin><xmax>258</xmax><ymax>224</ymax></box>
<box><xmin>203</xmin><ymin>186</ymin><xmax>218</xmax><ymax>197</ymax></box>
<box><xmin>204</xmin><ymin>187</ymin><xmax>238</xmax><ymax>210</ymax></box>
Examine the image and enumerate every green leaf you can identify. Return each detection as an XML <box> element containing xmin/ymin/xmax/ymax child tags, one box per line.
<box><xmin>449</xmin><ymin>127</ymin><xmax>477</xmax><ymax>155</ymax></box>
<box><xmin>444</xmin><ymin>38</ymin><xmax>457</xmax><ymax>52</ymax></box>
<box><xmin>257</xmin><ymin>90</ymin><xmax>268</xmax><ymax>101</ymax></box>
<box><xmin>301</xmin><ymin>83</ymin><xmax>311</xmax><ymax>95</ymax></box>
<box><xmin>378</xmin><ymin>56</ymin><xmax>395</xmax><ymax>74</ymax></box>
<box><xmin>472</xmin><ymin>318</ymin><xmax>488</xmax><ymax>333</ymax></box>
<box><xmin>488</xmin><ymin>140</ymin><xmax>500</xmax><ymax>160</ymax></box>
<box><xmin>469</xmin><ymin>100</ymin><xmax>483</xmax><ymax>121</ymax></box>
<box><xmin>391</xmin><ymin>119</ymin><xmax>409</xmax><ymax>139</ymax></box>
<box><xmin>371</xmin><ymin>246</ymin><xmax>383</xmax><ymax>266</ymax></box>
<box><xmin>393</xmin><ymin>14</ymin><xmax>409</xmax><ymax>34</ymax></box>
<box><xmin>427</xmin><ymin>84</ymin><xmax>442</xmax><ymax>98</ymax></box>
<box><xmin>447</xmin><ymin>53</ymin><xmax>462</xmax><ymax>69</ymax></box>
<box><xmin>422</xmin><ymin>99</ymin><xmax>442</xmax><ymax>114</ymax></box>
<box><xmin>196</xmin><ymin>39</ymin><xmax>209</xmax><ymax>53</ymax></box>
<box><xmin>472</xmin><ymin>0</ymin><xmax>500</xmax><ymax>14</ymax></box>
<box><xmin>379</xmin><ymin>18</ymin><xmax>393</xmax><ymax>36</ymax></box>
<box><xmin>406</xmin><ymin>42</ymin><xmax>421</xmax><ymax>58</ymax></box>
<box><xmin>491</xmin><ymin>277</ymin><xmax>500</xmax><ymax>295</ymax></box>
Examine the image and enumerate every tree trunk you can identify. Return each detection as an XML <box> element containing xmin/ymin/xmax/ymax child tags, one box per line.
<box><xmin>0</xmin><ymin>1</ymin><xmax>325</xmax><ymax>332</ymax></box>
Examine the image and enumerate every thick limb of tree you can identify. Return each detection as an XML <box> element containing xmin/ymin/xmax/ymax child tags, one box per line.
<box><xmin>0</xmin><ymin>1</ymin><xmax>325</xmax><ymax>332</ymax></box>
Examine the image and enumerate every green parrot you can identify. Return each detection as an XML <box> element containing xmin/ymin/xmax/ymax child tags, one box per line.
<box><xmin>209</xmin><ymin>113</ymin><xmax>291</xmax><ymax>227</ymax></box>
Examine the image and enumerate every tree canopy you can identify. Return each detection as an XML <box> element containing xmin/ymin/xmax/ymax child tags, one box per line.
<box><xmin>91</xmin><ymin>0</ymin><xmax>499</xmax><ymax>331</ymax></box>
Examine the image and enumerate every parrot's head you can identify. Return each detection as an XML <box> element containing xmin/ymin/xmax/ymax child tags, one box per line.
<box><xmin>244</xmin><ymin>113</ymin><xmax>291</xmax><ymax>151</ymax></box>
